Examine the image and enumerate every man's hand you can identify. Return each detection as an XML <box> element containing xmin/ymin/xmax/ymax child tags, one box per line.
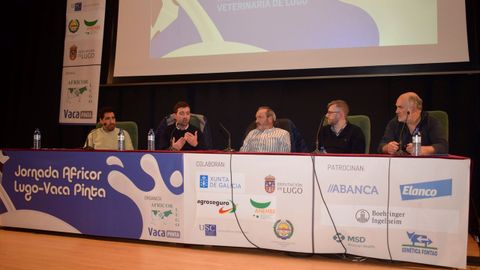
<box><xmin>184</xmin><ymin>131</ymin><xmax>198</xmax><ymax>147</ymax></box>
<box><xmin>171</xmin><ymin>136</ymin><xmax>186</xmax><ymax>151</ymax></box>
<box><xmin>405</xmin><ymin>143</ymin><xmax>414</xmax><ymax>155</ymax></box>
<box><xmin>406</xmin><ymin>144</ymin><xmax>436</xmax><ymax>156</ymax></box>
<box><xmin>383</xmin><ymin>141</ymin><xmax>400</xmax><ymax>155</ymax></box>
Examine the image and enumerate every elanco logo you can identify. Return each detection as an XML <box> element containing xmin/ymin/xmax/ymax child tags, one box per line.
<box><xmin>400</xmin><ymin>179</ymin><xmax>452</xmax><ymax>200</ymax></box>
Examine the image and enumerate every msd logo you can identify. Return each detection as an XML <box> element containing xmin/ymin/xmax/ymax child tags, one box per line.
<box><xmin>400</xmin><ymin>179</ymin><xmax>452</xmax><ymax>201</ymax></box>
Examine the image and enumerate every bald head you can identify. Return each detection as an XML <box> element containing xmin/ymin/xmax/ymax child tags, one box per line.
<box><xmin>398</xmin><ymin>92</ymin><xmax>423</xmax><ymax>111</ymax></box>
<box><xmin>395</xmin><ymin>92</ymin><xmax>423</xmax><ymax>123</ymax></box>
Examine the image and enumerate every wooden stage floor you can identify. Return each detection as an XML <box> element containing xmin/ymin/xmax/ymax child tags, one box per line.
<box><xmin>1</xmin><ymin>228</ymin><xmax>479</xmax><ymax>270</ymax></box>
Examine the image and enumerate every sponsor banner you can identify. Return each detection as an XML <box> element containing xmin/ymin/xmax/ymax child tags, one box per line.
<box><xmin>319</xmin><ymin>205</ymin><xmax>459</xmax><ymax>233</ymax></box>
<box><xmin>313</xmin><ymin>156</ymin><xmax>390</xmax><ymax>204</ymax></box>
<box><xmin>183</xmin><ymin>153</ymin><xmax>313</xmax><ymax>253</ymax></box>
<box><xmin>67</xmin><ymin>0</ymin><xmax>105</xmax><ymax>13</ymax></box>
<box><xmin>63</xmin><ymin>39</ymin><xmax>104</xmax><ymax>66</ymax></box>
<box><xmin>328</xmin><ymin>229</ymin><xmax>391</xmax><ymax>260</ymax></box>
<box><xmin>66</xmin><ymin>11</ymin><xmax>105</xmax><ymax>41</ymax></box>
<box><xmin>195</xmin><ymin>194</ymin><xmax>239</xmax><ymax>219</ymax></box>
<box><xmin>60</xmin><ymin>0</ymin><xmax>105</xmax><ymax>125</ymax></box>
<box><xmin>228</xmin><ymin>154</ymin><xmax>313</xmax><ymax>252</ymax></box>
<box><xmin>183</xmin><ymin>154</ymin><xmax>252</xmax><ymax>247</ymax></box>
<box><xmin>399</xmin><ymin>179</ymin><xmax>452</xmax><ymax>201</ymax></box>
<box><xmin>0</xmin><ymin>150</ymin><xmax>184</xmax><ymax>242</ymax></box>
<box><xmin>313</xmin><ymin>156</ymin><xmax>390</xmax><ymax>253</ymax></box>
<box><xmin>388</xmin><ymin>229</ymin><xmax>464</xmax><ymax>268</ymax></box>
<box><xmin>59</xmin><ymin>66</ymin><xmax>100</xmax><ymax>124</ymax></box>
<box><xmin>196</xmin><ymin>172</ymin><xmax>246</xmax><ymax>193</ymax></box>
<box><xmin>1</xmin><ymin>151</ymin><xmax>471</xmax><ymax>268</ymax></box>
<box><xmin>388</xmin><ymin>158</ymin><xmax>470</xmax><ymax>269</ymax></box>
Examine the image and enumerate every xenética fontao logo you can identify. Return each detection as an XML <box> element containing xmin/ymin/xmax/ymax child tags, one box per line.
<box><xmin>402</xmin><ymin>231</ymin><xmax>438</xmax><ymax>256</ymax></box>
<box><xmin>400</xmin><ymin>179</ymin><xmax>452</xmax><ymax>201</ymax></box>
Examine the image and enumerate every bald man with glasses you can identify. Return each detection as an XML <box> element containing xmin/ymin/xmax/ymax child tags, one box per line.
<box><xmin>316</xmin><ymin>100</ymin><xmax>366</xmax><ymax>154</ymax></box>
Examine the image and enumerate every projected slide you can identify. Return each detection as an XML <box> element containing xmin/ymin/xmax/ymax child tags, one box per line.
<box><xmin>149</xmin><ymin>0</ymin><xmax>439</xmax><ymax>58</ymax></box>
<box><xmin>150</xmin><ymin>0</ymin><xmax>382</xmax><ymax>58</ymax></box>
<box><xmin>114</xmin><ymin>0</ymin><xmax>468</xmax><ymax>78</ymax></box>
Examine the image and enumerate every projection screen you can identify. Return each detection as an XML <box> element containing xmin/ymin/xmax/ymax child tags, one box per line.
<box><xmin>113</xmin><ymin>0</ymin><xmax>469</xmax><ymax>79</ymax></box>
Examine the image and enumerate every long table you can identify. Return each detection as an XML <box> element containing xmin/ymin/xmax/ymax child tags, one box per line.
<box><xmin>0</xmin><ymin>149</ymin><xmax>470</xmax><ymax>268</ymax></box>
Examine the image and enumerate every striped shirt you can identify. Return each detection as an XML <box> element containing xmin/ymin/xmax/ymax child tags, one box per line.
<box><xmin>240</xmin><ymin>127</ymin><xmax>291</xmax><ymax>152</ymax></box>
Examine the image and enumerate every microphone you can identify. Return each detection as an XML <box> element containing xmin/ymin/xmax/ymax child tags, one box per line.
<box><xmin>83</xmin><ymin>128</ymin><xmax>97</xmax><ymax>150</ymax></box>
<box><xmin>396</xmin><ymin>111</ymin><xmax>410</xmax><ymax>155</ymax></box>
<box><xmin>219</xmin><ymin>122</ymin><xmax>235</xmax><ymax>152</ymax></box>
<box><xmin>312</xmin><ymin>115</ymin><xmax>326</xmax><ymax>154</ymax></box>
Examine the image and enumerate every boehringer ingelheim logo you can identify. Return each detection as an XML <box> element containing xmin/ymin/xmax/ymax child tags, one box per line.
<box><xmin>355</xmin><ymin>209</ymin><xmax>370</xmax><ymax>223</ymax></box>
<box><xmin>400</xmin><ymin>179</ymin><xmax>452</xmax><ymax>201</ymax></box>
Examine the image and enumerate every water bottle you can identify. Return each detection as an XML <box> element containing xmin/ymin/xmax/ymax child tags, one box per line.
<box><xmin>118</xmin><ymin>128</ymin><xmax>125</xmax><ymax>151</ymax></box>
<box><xmin>412</xmin><ymin>129</ymin><xmax>421</xmax><ymax>156</ymax></box>
<box><xmin>33</xmin><ymin>128</ymin><xmax>41</xmax><ymax>149</ymax></box>
<box><xmin>147</xmin><ymin>128</ymin><xmax>155</xmax><ymax>151</ymax></box>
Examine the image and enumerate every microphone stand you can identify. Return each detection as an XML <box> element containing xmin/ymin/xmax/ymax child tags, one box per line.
<box><xmin>219</xmin><ymin>122</ymin><xmax>235</xmax><ymax>152</ymax></box>
<box><xmin>312</xmin><ymin>115</ymin><xmax>326</xmax><ymax>154</ymax></box>
<box><xmin>395</xmin><ymin>111</ymin><xmax>410</xmax><ymax>155</ymax></box>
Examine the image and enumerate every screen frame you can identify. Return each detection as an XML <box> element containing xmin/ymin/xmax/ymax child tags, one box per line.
<box><xmin>102</xmin><ymin>0</ymin><xmax>479</xmax><ymax>86</ymax></box>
